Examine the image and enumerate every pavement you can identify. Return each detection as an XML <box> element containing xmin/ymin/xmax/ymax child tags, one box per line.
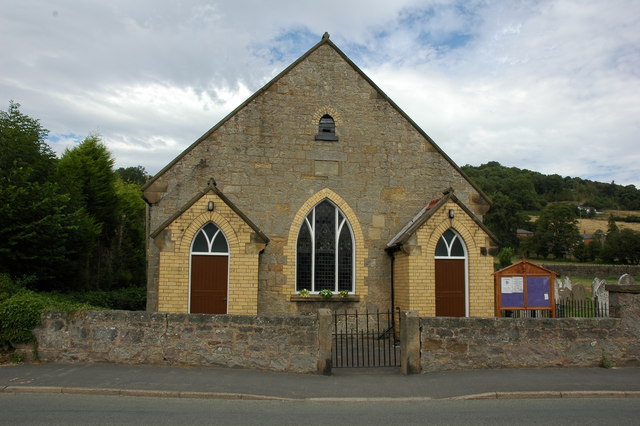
<box><xmin>1</xmin><ymin>363</ymin><xmax>640</xmax><ymax>401</ymax></box>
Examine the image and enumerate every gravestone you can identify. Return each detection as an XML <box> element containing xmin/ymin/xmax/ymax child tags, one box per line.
<box><xmin>572</xmin><ymin>284</ymin><xmax>586</xmax><ymax>301</ymax></box>
<box><xmin>591</xmin><ymin>278</ymin><xmax>605</xmax><ymax>299</ymax></box>
<box><xmin>557</xmin><ymin>287</ymin><xmax>572</xmax><ymax>301</ymax></box>
<box><xmin>592</xmin><ymin>277</ymin><xmax>609</xmax><ymax>306</ymax></box>
<box><xmin>617</xmin><ymin>274</ymin><xmax>637</xmax><ymax>286</ymax></box>
<box><xmin>555</xmin><ymin>276</ymin><xmax>572</xmax><ymax>297</ymax></box>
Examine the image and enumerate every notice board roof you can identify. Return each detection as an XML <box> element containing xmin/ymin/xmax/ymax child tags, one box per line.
<box><xmin>493</xmin><ymin>259</ymin><xmax>558</xmax><ymax>277</ymax></box>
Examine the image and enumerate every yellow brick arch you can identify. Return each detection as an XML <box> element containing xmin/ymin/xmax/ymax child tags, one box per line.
<box><xmin>178</xmin><ymin>209</ymin><xmax>240</xmax><ymax>257</ymax></box>
<box><xmin>312</xmin><ymin>106</ymin><xmax>343</xmax><ymax>127</ymax></box>
<box><xmin>423</xmin><ymin>209</ymin><xmax>478</xmax><ymax>258</ymax></box>
<box><xmin>283</xmin><ymin>188</ymin><xmax>367</xmax><ymax>296</ymax></box>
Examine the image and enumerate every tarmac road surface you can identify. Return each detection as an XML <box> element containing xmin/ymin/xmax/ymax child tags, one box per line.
<box><xmin>1</xmin><ymin>393</ymin><xmax>639</xmax><ymax>425</ymax></box>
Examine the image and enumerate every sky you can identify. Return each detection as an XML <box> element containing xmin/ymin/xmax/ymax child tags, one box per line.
<box><xmin>1</xmin><ymin>0</ymin><xmax>639</xmax><ymax>187</ymax></box>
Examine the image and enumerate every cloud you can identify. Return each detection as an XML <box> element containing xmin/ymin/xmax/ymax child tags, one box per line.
<box><xmin>1</xmin><ymin>0</ymin><xmax>639</xmax><ymax>187</ymax></box>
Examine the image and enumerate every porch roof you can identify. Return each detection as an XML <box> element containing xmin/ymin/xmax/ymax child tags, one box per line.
<box><xmin>149</xmin><ymin>179</ymin><xmax>269</xmax><ymax>244</ymax></box>
<box><xmin>386</xmin><ymin>188</ymin><xmax>499</xmax><ymax>249</ymax></box>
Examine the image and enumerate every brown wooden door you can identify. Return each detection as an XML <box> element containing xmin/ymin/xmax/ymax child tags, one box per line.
<box><xmin>190</xmin><ymin>255</ymin><xmax>228</xmax><ymax>314</ymax></box>
<box><xmin>435</xmin><ymin>259</ymin><xmax>465</xmax><ymax>317</ymax></box>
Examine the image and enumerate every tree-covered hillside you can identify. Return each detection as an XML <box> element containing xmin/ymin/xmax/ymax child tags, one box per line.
<box><xmin>462</xmin><ymin>161</ymin><xmax>640</xmax><ymax>212</ymax></box>
<box><xmin>462</xmin><ymin>162</ymin><xmax>640</xmax><ymax>264</ymax></box>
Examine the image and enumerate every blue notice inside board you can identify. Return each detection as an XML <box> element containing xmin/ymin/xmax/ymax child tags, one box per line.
<box><xmin>527</xmin><ymin>276</ymin><xmax>551</xmax><ymax>307</ymax></box>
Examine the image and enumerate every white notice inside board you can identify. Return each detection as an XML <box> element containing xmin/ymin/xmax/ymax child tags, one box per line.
<box><xmin>501</xmin><ymin>276</ymin><xmax>524</xmax><ymax>294</ymax></box>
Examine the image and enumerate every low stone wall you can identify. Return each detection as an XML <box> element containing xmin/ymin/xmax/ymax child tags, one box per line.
<box><xmin>29</xmin><ymin>290</ymin><xmax>640</xmax><ymax>375</ymax></box>
<box><xmin>33</xmin><ymin>310</ymin><xmax>327</xmax><ymax>374</ymax></box>
<box><xmin>420</xmin><ymin>317</ymin><xmax>637</xmax><ymax>372</ymax></box>
<box><xmin>418</xmin><ymin>288</ymin><xmax>640</xmax><ymax>373</ymax></box>
<box><xmin>541</xmin><ymin>263</ymin><xmax>640</xmax><ymax>278</ymax></box>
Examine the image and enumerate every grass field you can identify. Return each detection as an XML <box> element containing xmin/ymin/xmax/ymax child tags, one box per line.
<box><xmin>527</xmin><ymin>209</ymin><xmax>640</xmax><ymax>235</ymax></box>
<box><xmin>577</xmin><ymin>217</ymin><xmax>640</xmax><ymax>234</ymax></box>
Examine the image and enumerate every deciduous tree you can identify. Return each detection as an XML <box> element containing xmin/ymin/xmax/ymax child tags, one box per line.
<box><xmin>532</xmin><ymin>203</ymin><xmax>581</xmax><ymax>259</ymax></box>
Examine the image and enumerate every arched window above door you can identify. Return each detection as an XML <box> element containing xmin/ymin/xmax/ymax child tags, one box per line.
<box><xmin>435</xmin><ymin>228</ymin><xmax>466</xmax><ymax>258</ymax></box>
<box><xmin>191</xmin><ymin>222</ymin><xmax>229</xmax><ymax>254</ymax></box>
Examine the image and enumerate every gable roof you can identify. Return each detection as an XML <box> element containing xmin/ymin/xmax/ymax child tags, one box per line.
<box><xmin>142</xmin><ymin>33</ymin><xmax>490</xmax><ymax>205</ymax></box>
<box><xmin>493</xmin><ymin>259</ymin><xmax>557</xmax><ymax>276</ymax></box>
<box><xmin>149</xmin><ymin>179</ymin><xmax>269</xmax><ymax>243</ymax></box>
<box><xmin>386</xmin><ymin>188</ymin><xmax>498</xmax><ymax>249</ymax></box>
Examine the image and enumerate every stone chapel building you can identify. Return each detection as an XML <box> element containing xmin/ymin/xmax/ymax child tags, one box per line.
<box><xmin>142</xmin><ymin>33</ymin><xmax>498</xmax><ymax>317</ymax></box>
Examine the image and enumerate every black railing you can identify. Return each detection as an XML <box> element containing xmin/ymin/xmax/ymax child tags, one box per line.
<box><xmin>555</xmin><ymin>299</ymin><xmax>609</xmax><ymax>318</ymax></box>
<box><xmin>499</xmin><ymin>299</ymin><xmax>609</xmax><ymax>318</ymax></box>
<box><xmin>333</xmin><ymin>309</ymin><xmax>400</xmax><ymax>368</ymax></box>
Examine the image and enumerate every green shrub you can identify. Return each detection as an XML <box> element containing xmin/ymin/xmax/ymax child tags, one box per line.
<box><xmin>0</xmin><ymin>291</ymin><xmax>47</xmax><ymax>343</ymax></box>
<box><xmin>497</xmin><ymin>247</ymin><xmax>515</xmax><ymax>269</ymax></box>
<box><xmin>0</xmin><ymin>274</ymin><xmax>25</xmax><ymax>303</ymax></box>
<box><xmin>66</xmin><ymin>286</ymin><xmax>146</xmax><ymax>310</ymax></box>
<box><xmin>601</xmin><ymin>357</ymin><xmax>613</xmax><ymax>369</ymax></box>
<box><xmin>10</xmin><ymin>352</ymin><xmax>25</xmax><ymax>364</ymax></box>
<box><xmin>0</xmin><ymin>289</ymin><xmax>96</xmax><ymax>345</ymax></box>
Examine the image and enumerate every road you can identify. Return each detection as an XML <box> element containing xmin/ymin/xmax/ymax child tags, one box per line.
<box><xmin>1</xmin><ymin>394</ymin><xmax>639</xmax><ymax>425</ymax></box>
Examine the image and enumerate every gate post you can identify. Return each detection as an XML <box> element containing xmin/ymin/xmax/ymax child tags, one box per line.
<box><xmin>400</xmin><ymin>310</ymin><xmax>421</xmax><ymax>375</ymax></box>
<box><xmin>317</xmin><ymin>308</ymin><xmax>333</xmax><ymax>375</ymax></box>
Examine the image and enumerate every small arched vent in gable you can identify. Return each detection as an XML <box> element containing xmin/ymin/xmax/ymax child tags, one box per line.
<box><xmin>315</xmin><ymin>114</ymin><xmax>339</xmax><ymax>141</ymax></box>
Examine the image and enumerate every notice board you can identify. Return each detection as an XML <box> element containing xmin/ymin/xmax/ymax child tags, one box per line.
<box><xmin>494</xmin><ymin>260</ymin><xmax>556</xmax><ymax>317</ymax></box>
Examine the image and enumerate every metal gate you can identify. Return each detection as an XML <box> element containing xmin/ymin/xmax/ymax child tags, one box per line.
<box><xmin>332</xmin><ymin>309</ymin><xmax>400</xmax><ymax>368</ymax></box>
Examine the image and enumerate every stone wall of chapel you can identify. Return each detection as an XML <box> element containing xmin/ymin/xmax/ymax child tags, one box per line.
<box><xmin>147</xmin><ymin>44</ymin><xmax>486</xmax><ymax>314</ymax></box>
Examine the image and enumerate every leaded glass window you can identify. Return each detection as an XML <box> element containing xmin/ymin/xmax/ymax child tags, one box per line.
<box><xmin>296</xmin><ymin>200</ymin><xmax>354</xmax><ymax>293</ymax></box>
<box><xmin>191</xmin><ymin>223</ymin><xmax>229</xmax><ymax>254</ymax></box>
<box><xmin>435</xmin><ymin>228</ymin><xmax>466</xmax><ymax>258</ymax></box>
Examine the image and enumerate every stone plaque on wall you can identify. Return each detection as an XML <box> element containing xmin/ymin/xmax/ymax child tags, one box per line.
<box><xmin>314</xmin><ymin>160</ymin><xmax>340</xmax><ymax>177</ymax></box>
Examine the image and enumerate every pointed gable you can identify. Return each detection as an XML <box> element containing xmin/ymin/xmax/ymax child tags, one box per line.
<box><xmin>142</xmin><ymin>34</ymin><xmax>489</xmax><ymax>207</ymax></box>
<box><xmin>150</xmin><ymin>179</ymin><xmax>268</xmax><ymax>244</ymax></box>
<box><xmin>387</xmin><ymin>189</ymin><xmax>498</xmax><ymax>250</ymax></box>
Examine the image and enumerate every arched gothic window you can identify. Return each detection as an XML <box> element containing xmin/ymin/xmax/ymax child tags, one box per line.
<box><xmin>435</xmin><ymin>229</ymin><xmax>466</xmax><ymax>258</ymax></box>
<box><xmin>315</xmin><ymin>114</ymin><xmax>339</xmax><ymax>141</ymax></box>
<box><xmin>191</xmin><ymin>222</ymin><xmax>229</xmax><ymax>254</ymax></box>
<box><xmin>296</xmin><ymin>200</ymin><xmax>353</xmax><ymax>292</ymax></box>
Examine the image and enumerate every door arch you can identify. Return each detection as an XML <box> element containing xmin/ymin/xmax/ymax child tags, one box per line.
<box><xmin>434</xmin><ymin>228</ymin><xmax>468</xmax><ymax>317</ymax></box>
<box><xmin>190</xmin><ymin>222</ymin><xmax>229</xmax><ymax>314</ymax></box>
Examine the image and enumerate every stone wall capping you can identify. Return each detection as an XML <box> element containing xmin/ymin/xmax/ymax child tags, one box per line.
<box><xmin>542</xmin><ymin>264</ymin><xmax>640</xmax><ymax>278</ymax></box>
<box><xmin>605</xmin><ymin>284</ymin><xmax>640</xmax><ymax>294</ymax></box>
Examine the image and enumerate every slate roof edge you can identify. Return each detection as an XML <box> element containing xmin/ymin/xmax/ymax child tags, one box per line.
<box><xmin>149</xmin><ymin>180</ymin><xmax>269</xmax><ymax>244</ymax></box>
<box><xmin>387</xmin><ymin>189</ymin><xmax>499</xmax><ymax>249</ymax></box>
<box><xmin>142</xmin><ymin>35</ymin><xmax>332</xmax><ymax>192</ymax></box>
<box><xmin>325</xmin><ymin>42</ymin><xmax>491</xmax><ymax>206</ymax></box>
<box><xmin>386</xmin><ymin>195</ymin><xmax>450</xmax><ymax>248</ymax></box>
